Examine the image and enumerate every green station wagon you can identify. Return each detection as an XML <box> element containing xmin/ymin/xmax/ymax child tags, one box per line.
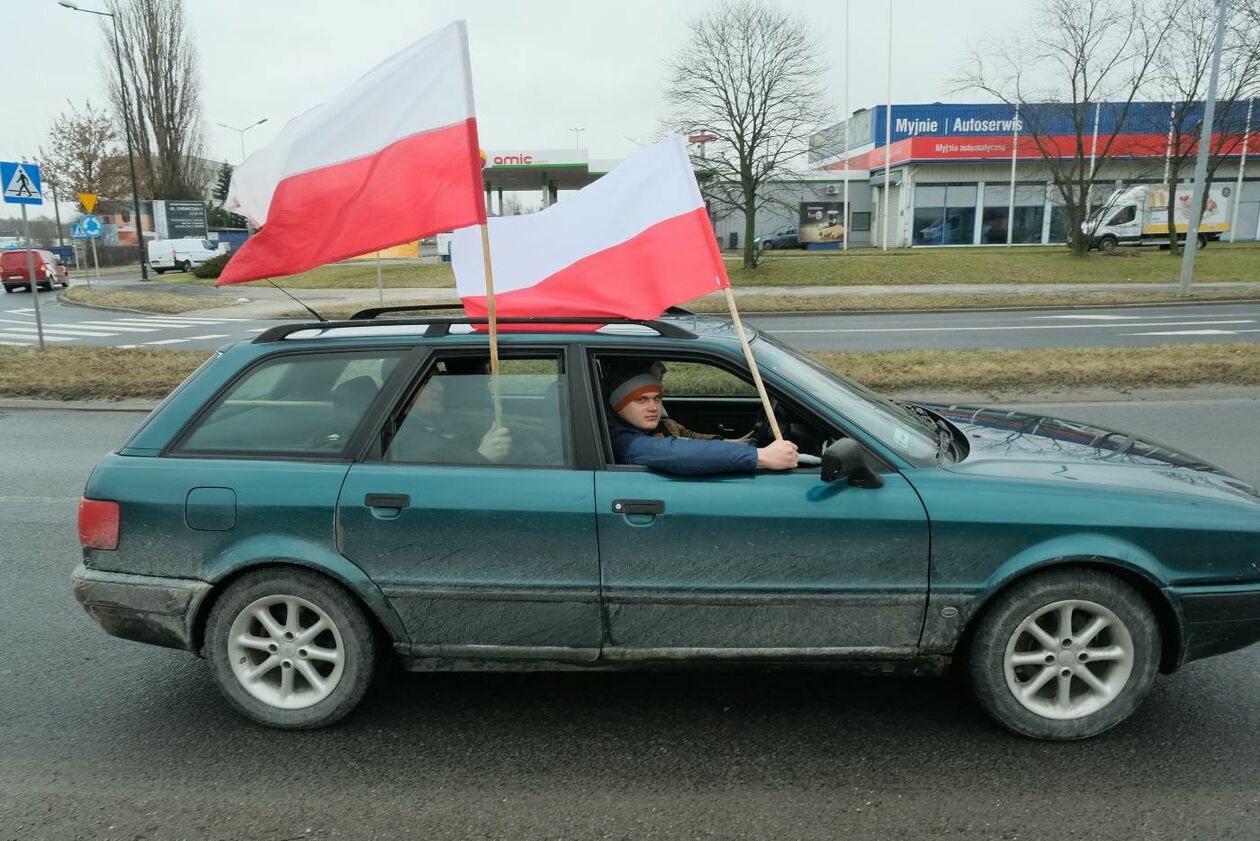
<box><xmin>72</xmin><ymin>308</ymin><xmax>1260</xmax><ymax>739</ymax></box>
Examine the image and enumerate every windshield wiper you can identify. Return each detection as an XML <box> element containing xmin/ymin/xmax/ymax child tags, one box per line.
<box><xmin>901</xmin><ymin>403</ymin><xmax>958</xmax><ymax>463</ymax></box>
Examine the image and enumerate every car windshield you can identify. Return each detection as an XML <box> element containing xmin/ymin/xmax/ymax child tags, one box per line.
<box><xmin>752</xmin><ymin>333</ymin><xmax>940</xmax><ymax>465</ymax></box>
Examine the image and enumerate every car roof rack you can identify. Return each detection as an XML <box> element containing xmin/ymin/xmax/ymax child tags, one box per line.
<box><xmin>253</xmin><ymin>315</ymin><xmax>699</xmax><ymax>343</ymax></box>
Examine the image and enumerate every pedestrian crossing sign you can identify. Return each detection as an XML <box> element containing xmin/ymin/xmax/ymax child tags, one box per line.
<box><xmin>1</xmin><ymin>161</ymin><xmax>43</xmax><ymax>206</ymax></box>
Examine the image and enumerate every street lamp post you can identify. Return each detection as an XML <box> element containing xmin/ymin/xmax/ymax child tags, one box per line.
<box><xmin>58</xmin><ymin>0</ymin><xmax>149</xmax><ymax>281</ymax></box>
<box><xmin>571</xmin><ymin>127</ymin><xmax>585</xmax><ymax>149</ymax></box>
<box><xmin>217</xmin><ymin>118</ymin><xmax>269</xmax><ymax>164</ymax></box>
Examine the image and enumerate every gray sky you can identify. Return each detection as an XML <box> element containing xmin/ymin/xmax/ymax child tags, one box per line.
<box><xmin>6</xmin><ymin>0</ymin><xmax>1028</xmax><ymax>220</ymax></box>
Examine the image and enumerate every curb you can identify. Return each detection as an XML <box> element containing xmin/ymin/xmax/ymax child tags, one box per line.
<box><xmin>0</xmin><ymin>398</ymin><xmax>159</xmax><ymax>412</ymax></box>
<box><xmin>56</xmin><ymin>292</ymin><xmax>169</xmax><ymax>316</ymax></box>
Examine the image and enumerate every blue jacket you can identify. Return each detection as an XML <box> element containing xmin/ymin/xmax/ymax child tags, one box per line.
<box><xmin>609</xmin><ymin>421</ymin><xmax>758</xmax><ymax>475</ymax></box>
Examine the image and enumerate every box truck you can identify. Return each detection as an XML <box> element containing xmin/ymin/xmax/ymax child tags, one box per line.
<box><xmin>1085</xmin><ymin>185</ymin><xmax>1232</xmax><ymax>252</ymax></box>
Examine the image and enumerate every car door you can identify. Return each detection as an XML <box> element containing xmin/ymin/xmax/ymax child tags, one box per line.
<box><xmin>336</xmin><ymin>346</ymin><xmax>603</xmax><ymax>661</ymax></box>
<box><xmin>590</xmin><ymin>350</ymin><xmax>930</xmax><ymax>658</ymax></box>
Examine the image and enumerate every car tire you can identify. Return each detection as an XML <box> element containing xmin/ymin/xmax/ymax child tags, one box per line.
<box><xmin>968</xmin><ymin>567</ymin><xmax>1160</xmax><ymax>740</ymax></box>
<box><xmin>205</xmin><ymin>567</ymin><xmax>377</xmax><ymax>729</ymax></box>
<box><xmin>2</xmin><ymin>286</ymin><xmax>12</xmax><ymax>293</ymax></box>
<box><xmin>39</xmin><ymin>280</ymin><xmax>53</xmax><ymax>291</ymax></box>
<box><xmin>181</xmin><ymin>260</ymin><xmax>192</xmax><ymax>273</ymax></box>
<box><xmin>1097</xmin><ymin>236</ymin><xmax>1118</xmax><ymax>254</ymax></box>
<box><xmin>153</xmin><ymin>268</ymin><xmax>166</xmax><ymax>275</ymax></box>
<box><xmin>1196</xmin><ymin>234</ymin><xmax>1208</xmax><ymax>250</ymax></box>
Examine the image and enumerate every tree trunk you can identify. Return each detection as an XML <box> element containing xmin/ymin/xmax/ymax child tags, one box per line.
<box><xmin>1165</xmin><ymin>171</ymin><xmax>1182</xmax><ymax>254</ymax></box>
<box><xmin>742</xmin><ymin>187</ymin><xmax>758</xmax><ymax>269</ymax></box>
<box><xmin>50</xmin><ymin>183</ymin><xmax>64</xmax><ymax>247</ymax></box>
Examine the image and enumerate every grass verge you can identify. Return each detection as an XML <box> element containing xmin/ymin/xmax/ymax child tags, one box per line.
<box><xmin>4</xmin><ymin>343</ymin><xmax>1258</xmax><ymax>402</ymax></box>
<box><xmin>62</xmin><ymin>287</ymin><xmax>225</xmax><ymax>314</ymax></box>
<box><xmin>164</xmin><ymin>242</ymin><xmax>1260</xmax><ymax>291</ymax></box>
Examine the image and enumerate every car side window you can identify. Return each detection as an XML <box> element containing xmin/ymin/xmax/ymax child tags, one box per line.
<box><xmin>175</xmin><ymin>351</ymin><xmax>405</xmax><ymax>458</ymax></box>
<box><xmin>383</xmin><ymin>354</ymin><xmax>568</xmax><ymax>467</ymax></box>
<box><xmin>1107</xmin><ymin>205</ymin><xmax>1136</xmax><ymax>226</ymax></box>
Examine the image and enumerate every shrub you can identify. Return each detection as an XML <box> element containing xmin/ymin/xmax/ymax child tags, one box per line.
<box><xmin>192</xmin><ymin>252</ymin><xmax>232</xmax><ymax>279</ymax></box>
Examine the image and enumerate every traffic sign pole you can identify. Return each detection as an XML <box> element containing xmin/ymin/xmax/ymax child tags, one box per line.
<box><xmin>90</xmin><ymin>236</ymin><xmax>101</xmax><ymax>285</ymax></box>
<box><xmin>20</xmin><ymin>205</ymin><xmax>47</xmax><ymax>351</ymax></box>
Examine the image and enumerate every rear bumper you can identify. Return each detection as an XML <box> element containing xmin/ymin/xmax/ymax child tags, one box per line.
<box><xmin>72</xmin><ymin>563</ymin><xmax>212</xmax><ymax>652</ymax></box>
<box><xmin>1177</xmin><ymin>587</ymin><xmax>1260</xmax><ymax>665</ymax></box>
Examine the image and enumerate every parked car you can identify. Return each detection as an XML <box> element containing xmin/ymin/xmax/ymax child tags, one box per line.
<box><xmin>754</xmin><ymin>226</ymin><xmax>800</xmax><ymax>250</ymax></box>
<box><xmin>148</xmin><ymin>237</ymin><xmax>223</xmax><ymax>274</ymax></box>
<box><xmin>2</xmin><ymin>248</ymin><xmax>70</xmax><ymax>292</ymax></box>
<box><xmin>72</xmin><ymin>308</ymin><xmax>1260</xmax><ymax>738</ymax></box>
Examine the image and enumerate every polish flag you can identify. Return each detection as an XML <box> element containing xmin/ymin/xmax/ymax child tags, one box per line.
<box><xmin>451</xmin><ymin>135</ymin><xmax>728</xmax><ymax>319</ymax></box>
<box><xmin>217</xmin><ymin>22</ymin><xmax>486</xmax><ymax>286</ymax></box>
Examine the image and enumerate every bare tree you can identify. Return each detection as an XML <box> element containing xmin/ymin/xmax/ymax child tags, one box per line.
<box><xmin>103</xmin><ymin>0</ymin><xmax>207</xmax><ymax>199</ymax></box>
<box><xmin>663</xmin><ymin>0</ymin><xmax>827</xmax><ymax>268</ymax></box>
<box><xmin>958</xmin><ymin>0</ymin><xmax>1184</xmax><ymax>256</ymax></box>
<box><xmin>39</xmin><ymin>100</ymin><xmax>126</xmax><ymax>246</ymax></box>
<box><xmin>1155</xmin><ymin>0</ymin><xmax>1260</xmax><ymax>252</ymax></box>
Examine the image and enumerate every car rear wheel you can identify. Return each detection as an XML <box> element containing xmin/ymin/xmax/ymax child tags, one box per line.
<box><xmin>968</xmin><ymin>568</ymin><xmax>1160</xmax><ymax>740</ymax></box>
<box><xmin>153</xmin><ymin>268</ymin><xmax>166</xmax><ymax>275</ymax></box>
<box><xmin>205</xmin><ymin>567</ymin><xmax>376</xmax><ymax>729</ymax></box>
<box><xmin>181</xmin><ymin>260</ymin><xmax>192</xmax><ymax>272</ymax></box>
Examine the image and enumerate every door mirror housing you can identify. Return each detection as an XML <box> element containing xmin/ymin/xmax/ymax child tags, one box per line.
<box><xmin>821</xmin><ymin>439</ymin><xmax>884</xmax><ymax>488</ymax></box>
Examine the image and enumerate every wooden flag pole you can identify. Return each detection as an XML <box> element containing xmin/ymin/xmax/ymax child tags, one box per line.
<box><xmin>723</xmin><ymin>287</ymin><xmax>782</xmax><ymax>441</ymax></box>
<box><xmin>479</xmin><ymin>222</ymin><xmax>504</xmax><ymax>426</ymax></box>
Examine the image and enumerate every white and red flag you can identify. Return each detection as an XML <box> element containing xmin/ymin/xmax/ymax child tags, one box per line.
<box><xmin>451</xmin><ymin>135</ymin><xmax>728</xmax><ymax>319</ymax></box>
<box><xmin>217</xmin><ymin>21</ymin><xmax>486</xmax><ymax>286</ymax></box>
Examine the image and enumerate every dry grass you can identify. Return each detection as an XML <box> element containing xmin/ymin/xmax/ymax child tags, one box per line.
<box><xmin>161</xmin><ymin>261</ymin><xmax>456</xmax><ymax>289</ymax></box>
<box><xmin>819</xmin><ymin>343</ymin><xmax>1260</xmax><ymax>392</ymax></box>
<box><xmin>61</xmin><ymin>287</ymin><xmax>223</xmax><ymax>314</ymax></box>
<box><xmin>0</xmin><ymin>346</ymin><xmax>210</xmax><ymax>400</ymax></box>
<box><xmin>682</xmin><ymin>286</ymin><xmax>1260</xmax><ymax>313</ymax></box>
<box><xmin>2</xmin><ymin>343</ymin><xmax>1258</xmax><ymax>401</ymax></box>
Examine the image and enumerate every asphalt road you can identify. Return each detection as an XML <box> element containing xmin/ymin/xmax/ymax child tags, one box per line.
<box><xmin>750</xmin><ymin>301</ymin><xmax>1260</xmax><ymax>350</ymax></box>
<box><xmin>2</xmin><ymin>398</ymin><xmax>1259</xmax><ymax>839</ymax></box>
<box><xmin>5</xmin><ymin>292</ymin><xmax>1260</xmax><ymax>352</ymax></box>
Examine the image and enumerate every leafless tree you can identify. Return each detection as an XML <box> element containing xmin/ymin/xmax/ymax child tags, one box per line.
<box><xmin>1154</xmin><ymin>0</ymin><xmax>1260</xmax><ymax>252</ymax></box>
<box><xmin>39</xmin><ymin>100</ymin><xmax>125</xmax><ymax>246</ymax></box>
<box><xmin>663</xmin><ymin>0</ymin><xmax>828</xmax><ymax>268</ymax></box>
<box><xmin>103</xmin><ymin>0</ymin><xmax>207</xmax><ymax>200</ymax></box>
<box><xmin>957</xmin><ymin>0</ymin><xmax>1185</xmax><ymax>256</ymax></box>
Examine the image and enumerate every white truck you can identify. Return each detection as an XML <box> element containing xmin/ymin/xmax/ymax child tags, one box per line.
<box><xmin>147</xmin><ymin>237</ymin><xmax>224</xmax><ymax>274</ymax></box>
<box><xmin>1085</xmin><ymin>184</ymin><xmax>1232</xmax><ymax>252</ymax></box>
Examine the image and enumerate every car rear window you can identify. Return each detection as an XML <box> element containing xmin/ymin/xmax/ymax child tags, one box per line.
<box><xmin>173</xmin><ymin>350</ymin><xmax>405</xmax><ymax>458</ymax></box>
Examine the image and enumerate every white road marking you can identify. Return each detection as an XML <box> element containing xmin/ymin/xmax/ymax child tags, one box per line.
<box><xmin>4</xmin><ymin>308</ymin><xmax>35</xmax><ymax>315</ymax></box>
<box><xmin>116</xmin><ymin>344</ymin><xmax>140</xmax><ymax>349</ymax></box>
<box><xmin>140</xmin><ymin>315</ymin><xmax>236</xmax><ymax>324</ymax></box>
<box><xmin>0</xmin><ymin>331</ymin><xmax>74</xmax><ymax>342</ymax></box>
<box><xmin>1121</xmin><ymin>329</ymin><xmax>1239</xmax><ymax>336</ymax></box>
<box><xmin>142</xmin><ymin>338</ymin><xmax>191</xmax><ymax>345</ymax></box>
<box><xmin>73</xmin><ymin>322</ymin><xmax>161</xmax><ymax>332</ymax></box>
<box><xmin>1028</xmin><ymin>314</ymin><xmax>1142</xmax><ymax>320</ymax></box>
<box><xmin>183</xmin><ymin>334</ymin><xmax>229</xmax><ymax>340</ymax></box>
<box><xmin>246</xmin><ymin>328</ymin><xmax>268</xmax><ymax>332</ymax></box>
<box><xmin>0</xmin><ymin>325</ymin><xmax>119</xmax><ymax>337</ymax></box>
<box><xmin>771</xmin><ymin>319</ymin><xmax>1257</xmax><ymax>335</ymax></box>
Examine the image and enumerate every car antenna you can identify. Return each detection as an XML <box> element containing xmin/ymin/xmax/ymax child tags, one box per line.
<box><xmin>265</xmin><ymin>279</ymin><xmax>327</xmax><ymax>323</ymax></box>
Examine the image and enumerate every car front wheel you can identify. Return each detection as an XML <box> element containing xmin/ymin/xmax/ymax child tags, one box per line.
<box><xmin>968</xmin><ymin>568</ymin><xmax>1160</xmax><ymax>740</ymax></box>
<box><xmin>205</xmin><ymin>567</ymin><xmax>377</xmax><ymax>729</ymax></box>
<box><xmin>181</xmin><ymin>260</ymin><xmax>192</xmax><ymax>272</ymax></box>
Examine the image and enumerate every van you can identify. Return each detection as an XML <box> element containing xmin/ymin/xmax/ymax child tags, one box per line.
<box><xmin>2</xmin><ymin>249</ymin><xmax>70</xmax><ymax>292</ymax></box>
<box><xmin>1084</xmin><ymin>185</ymin><xmax>1232</xmax><ymax>252</ymax></box>
<box><xmin>148</xmin><ymin>238</ymin><xmax>222</xmax><ymax>274</ymax></box>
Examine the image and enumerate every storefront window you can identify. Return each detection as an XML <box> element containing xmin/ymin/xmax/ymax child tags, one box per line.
<box><xmin>981</xmin><ymin>183</ymin><xmax>1046</xmax><ymax>244</ymax></box>
<box><xmin>913</xmin><ymin>184</ymin><xmax>976</xmax><ymax>246</ymax></box>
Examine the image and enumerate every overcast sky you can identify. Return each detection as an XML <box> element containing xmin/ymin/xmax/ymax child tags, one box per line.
<box><xmin>6</xmin><ymin>0</ymin><xmax>1030</xmax><ymax>219</ymax></box>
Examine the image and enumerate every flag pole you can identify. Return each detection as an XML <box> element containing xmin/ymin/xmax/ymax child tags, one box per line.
<box><xmin>478</xmin><ymin>222</ymin><xmax>503</xmax><ymax>425</ymax></box>
<box><xmin>723</xmin><ymin>287</ymin><xmax>781</xmax><ymax>441</ymax></box>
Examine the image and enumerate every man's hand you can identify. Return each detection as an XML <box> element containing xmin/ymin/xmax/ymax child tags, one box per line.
<box><xmin>477</xmin><ymin>425</ymin><xmax>512</xmax><ymax>462</ymax></box>
<box><xmin>756</xmin><ymin>439</ymin><xmax>798</xmax><ymax>470</ymax></box>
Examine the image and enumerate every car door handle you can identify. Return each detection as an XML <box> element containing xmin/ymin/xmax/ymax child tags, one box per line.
<box><xmin>365</xmin><ymin>493</ymin><xmax>410</xmax><ymax>509</ymax></box>
<box><xmin>612</xmin><ymin>499</ymin><xmax>665</xmax><ymax>516</ymax></box>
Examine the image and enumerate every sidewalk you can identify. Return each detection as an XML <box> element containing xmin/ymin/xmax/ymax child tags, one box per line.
<box><xmin>169</xmin><ymin>280</ymin><xmax>1260</xmax><ymax>319</ymax></box>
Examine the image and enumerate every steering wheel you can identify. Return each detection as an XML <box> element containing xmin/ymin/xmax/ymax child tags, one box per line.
<box><xmin>750</xmin><ymin>399</ymin><xmax>792</xmax><ymax>448</ymax></box>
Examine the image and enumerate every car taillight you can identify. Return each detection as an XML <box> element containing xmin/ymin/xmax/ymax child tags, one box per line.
<box><xmin>79</xmin><ymin>498</ymin><xmax>120</xmax><ymax>550</ymax></box>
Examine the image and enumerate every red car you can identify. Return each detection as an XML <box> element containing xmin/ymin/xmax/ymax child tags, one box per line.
<box><xmin>2</xmin><ymin>249</ymin><xmax>70</xmax><ymax>293</ymax></box>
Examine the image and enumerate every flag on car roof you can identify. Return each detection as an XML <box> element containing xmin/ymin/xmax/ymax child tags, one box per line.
<box><xmin>451</xmin><ymin>135</ymin><xmax>729</xmax><ymax>319</ymax></box>
<box><xmin>217</xmin><ymin>21</ymin><xmax>486</xmax><ymax>286</ymax></box>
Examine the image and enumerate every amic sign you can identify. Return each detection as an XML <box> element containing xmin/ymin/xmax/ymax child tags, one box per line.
<box><xmin>1</xmin><ymin>161</ymin><xmax>43</xmax><ymax>205</ymax></box>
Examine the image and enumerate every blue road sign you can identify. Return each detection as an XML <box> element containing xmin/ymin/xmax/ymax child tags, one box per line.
<box><xmin>1</xmin><ymin>161</ymin><xmax>43</xmax><ymax>205</ymax></box>
<box><xmin>81</xmin><ymin>214</ymin><xmax>102</xmax><ymax>237</ymax></box>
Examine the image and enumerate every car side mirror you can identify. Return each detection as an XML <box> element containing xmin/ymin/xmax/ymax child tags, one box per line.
<box><xmin>821</xmin><ymin>439</ymin><xmax>884</xmax><ymax>488</ymax></box>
